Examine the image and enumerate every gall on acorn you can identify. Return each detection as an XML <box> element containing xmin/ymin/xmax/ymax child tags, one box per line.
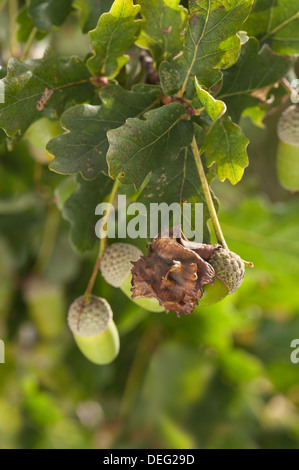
<box><xmin>100</xmin><ymin>243</ymin><xmax>164</xmax><ymax>312</ymax></box>
<box><xmin>276</xmin><ymin>105</ymin><xmax>299</xmax><ymax>192</ymax></box>
<box><xmin>131</xmin><ymin>229</ymin><xmax>247</xmax><ymax>315</ymax></box>
<box><xmin>68</xmin><ymin>295</ymin><xmax>119</xmax><ymax>365</ymax></box>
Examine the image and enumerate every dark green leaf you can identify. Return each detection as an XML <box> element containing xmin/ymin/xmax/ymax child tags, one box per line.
<box><xmin>136</xmin><ymin>0</ymin><xmax>188</xmax><ymax>67</ymax></box>
<box><xmin>87</xmin><ymin>0</ymin><xmax>142</xmax><ymax>78</ymax></box>
<box><xmin>219</xmin><ymin>38</ymin><xmax>295</xmax><ymax>121</ymax></box>
<box><xmin>244</xmin><ymin>0</ymin><xmax>299</xmax><ymax>55</ymax></box>
<box><xmin>159</xmin><ymin>0</ymin><xmax>253</xmax><ymax>97</ymax></box>
<box><xmin>73</xmin><ymin>0</ymin><xmax>113</xmax><ymax>33</ymax></box>
<box><xmin>0</xmin><ymin>48</ymin><xmax>93</xmax><ymax>136</ymax></box>
<box><xmin>63</xmin><ymin>174</ymin><xmax>113</xmax><ymax>252</ymax></box>
<box><xmin>17</xmin><ymin>6</ymin><xmax>47</xmax><ymax>43</ymax></box>
<box><xmin>138</xmin><ymin>146</ymin><xmax>217</xmax><ymax>243</ymax></box>
<box><xmin>48</xmin><ymin>84</ymin><xmax>161</xmax><ymax>179</ymax></box>
<box><xmin>201</xmin><ymin>115</ymin><xmax>249</xmax><ymax>184</ymax></box>
<box><xmin>28</xmin><ymin>0</ymin><xmax>74</xmax><ymax>31</ymax></box>
<box><xmin>107</xmin><ymin>103</ymin><xmax>194</xmax><ymax>188</ymax></box>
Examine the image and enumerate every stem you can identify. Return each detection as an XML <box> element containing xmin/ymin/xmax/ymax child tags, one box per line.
<box><xmin>21</xmin><ymin>27</ymin><xmax>38</xmax><ymax>60</ymax></box>
<box><xmin>76</xmin><ymin>179</ymin><xmax>119</xmax><ymax>329</ymax></box>
<box><xmin>8</xmin><ymin>0</ymin><xmax>20</xmax><ymax>57</ymax></box>
<box><xmin>82</xmin><ymin>178</ymin><xmax>120</xmax><ymax>304</ymax></box>
<box><xmin>34</xmin><ymin>204</ymin><xmax>60</xmax><ymax>273</ymax></box>
<box><xmin>191</xmin><ymin>135</ymin><xmax>228</xmax><ymax>249</ymax></box>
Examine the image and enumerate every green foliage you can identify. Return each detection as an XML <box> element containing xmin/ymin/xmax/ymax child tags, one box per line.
<box><xmin>159</xmin><ymin>0</ymin><xmax>253</xmax><ymax>96</ymax></box>
<box><xmin>48</xmin><ymin>84</ymin><xmax>161</xmax><ymax>179</ymax></box>
<box><xmin>63</xmin><ymin>174</ymin><xmax>113</xmax><ymax>252</ymax></box>
<box><xmin>136</xmin><ymin>0</ymin><xmax>188</xmax><ymax>67</ymax></box>
<box><xmin>87</xmin><ymin>0</ymin><xmax>142</xmax><ymax>78</ymax></box>
<box><xmin>244</xmin><ymin>0</ymin><xmax>299</xmax><ymax>55</ymax></box>
<box><xmin>107</xmin><ymin>103</ymin><xmax>193</xmax><ymax>187</ymax></box>
<box><xmin>201</xmin><ymin>116</ymin><xmax>249</xmax><ymax>184</ymax></box>
<box><xmin>74</xmin><ymin>0</ymin><xmax>113</xmax><ymax>33</ymax></box>
<box><xmin>28</xmin><ymin>0</ymin><xmax>74</xmax><ymax>31</ymax></box>
<box><xmin>17</xmin><ymin>6</ymin><xmax>47</xmax><ymax>43</ymax></box>
<box><xmin>0</xmin><ymin>49</ymin><xmax>93</xmax><ymax>136</ymax></box>
<box><xmin>194</xmin><ymin>78</ymin><xmax>226</xmax><ymax>122</ymax></box>
<box><xmin>138</xmin><ymin>146</ymin><xmax>218</xmax><ymax>243</ymax></box>
<box><xmin>219</xmin><ymin>38</ymin><xmax>295</xmax><ymax>121</ymax></box>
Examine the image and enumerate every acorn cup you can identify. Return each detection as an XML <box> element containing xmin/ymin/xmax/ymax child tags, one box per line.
<box><xmin>276</xmin><ymin>105</ymin><xmax>299</xmax><ymax>192</ymax></box>
<box><xmin>68</xmin><ymin>295</ymin><xmax>119</xmax><ymax>365</ymax></box>
<box><xmin>100</xmin><ymin>243</ymin><xmax>164</xmax><ymax>312</ymax></box>
<box><xmin>198</xmin><ymin>247</ymin><xmax>245</xmax><ymax>307</ymax></box>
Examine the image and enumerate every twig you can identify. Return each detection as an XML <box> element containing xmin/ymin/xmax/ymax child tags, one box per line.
<box><xmin>191</xmin><ymin>135</ymin><xmax>228</xmax><ymax>249</ymax></box>
<box><xmin>8</xmin><ymin>0</ymin><xmax>20</xmax><ymax>57</ymax></box>
<box><xmin>21</xmin><ymin>27</ymin><xmax>38</xmax><ymax>60</ymax></box>
<box><xmin>77</xmin><ymin>179</ymin><xmax>119</xmax><ymax>328</ymax></box>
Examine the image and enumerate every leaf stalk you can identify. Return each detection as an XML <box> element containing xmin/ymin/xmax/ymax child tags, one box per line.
<box><xmin>191</xmin><ymin>135</ymin><xmax>228</xmax><ymax>249</ymax></box>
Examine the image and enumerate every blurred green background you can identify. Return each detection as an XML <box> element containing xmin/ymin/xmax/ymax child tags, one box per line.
<box><xmin>1</xmin><ymin>2</ymin><xmax>299</xmax><ymax>449</ymax></box>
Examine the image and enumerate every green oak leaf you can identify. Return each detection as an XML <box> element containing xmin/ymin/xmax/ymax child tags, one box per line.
<box><xmin>28</xmin><ymin>0</ymin><xmax>74</xmax><ymax>31</ymax></box>
<box><xmin>107</xmin><ymin>103</ymin><xmax>194</xmax><ymax>188</ymax></box>
<box><xmin>48</xmin><ymin>84</ymin><xmax>161</xmax><ymax>179</ymax></box>
<box><xmin>17</xmin><ymin>6</ymin><xmax>47</xmax><ymax>43</ymax></box>
<box><xmin>201</xmin><ymin>116</ymin><xmax>249</xmax><ymax>185</ymax></box>
<box><xmin>63</xmin><ymin>174</ymin><xmax>113</xmax><ymax>252</ymax></box>
<box><xmin>195</xmin><ymin>77</ymin><xmax>226</xmax><ymax>122</ymax></box>
<box><xmin>138</xmin><ymin>145</ymin><xmax>218</xmax><ymax>243</ymax></box>
<box><xmin>87</xmin><ymin>0</ymin><xmax>142</xmax><ymax>78</ymax></box>
<box><xmin>159</xmin><ymin>0</ymin><xmax>253</xmax><ymax>97</ymax></box>
<box><xmin>0</xmin><ymin>48</ymin><xmax>94</xmax><ymax>137</ymax></box>
<box><xmin>219</xmin><ymin>38</ymin><xmax>295</xmax><ymax>121</ymax></box>
<box><xmin>136</xmin><ymin>0</ymin><xmax>188</xmax><ymax>67</ymax></box>
<box><xmin>73</xmin><ymin>0</ymin><xmax>113</xmax><ymax>33</ymax></box>
<box><xmin>244</xmin><ymin>0</ymin><xmax>299</xmax><ymax>55</ymax></box>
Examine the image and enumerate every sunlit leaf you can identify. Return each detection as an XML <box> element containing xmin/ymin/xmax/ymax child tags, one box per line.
<box><xmin>201</xmin><ymin>115</ymin><xmax>249</xmax><ymax>184</ymax></box>
<box><xmin>87</xmin><ymin>0</ymin><xmax>142</xmax><ymax>78</ymax></box>
<box><xmin>136</xmin><ymin>0</ymin><xmax>188</xmax><ymax>67</ymax></box>
<box><xmin>195</xmin><ymin>77</ymin><xmax>226</xmax><ymax>122</ymax></box>
<box><xmin>159</xmin><ymin>0</ymin><xmax>253</xmax><ymax>97</ymax></box>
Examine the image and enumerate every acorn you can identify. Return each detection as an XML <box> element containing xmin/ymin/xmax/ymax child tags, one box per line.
<box><xmin>100</xmin><ymin>243</ymin><xmax>164</xmax><ymax>312</ymax></box>
<box><xmin>68</xmin><ymin>295</ymin><xmax>119</xmax><ymax>365</ymax></box>
<box><xmin>100</xmin><ymin>243</ymin><xmax>143</xmax><ymax>288</ymax></box>
<box><xmin>197</xmin><ymin>248</ymin><xmax>245</xmax><ymax>307</ymax></box>
<box><xmin>208</xmin><ymin>247</ymin><xmax>245</xmax><ymax>295</ymax></box>
<box><xmin>197</xmin><ymin>277</ymin><xmax>229</xmax><ymax>307</ymax></box>
<box><xmin>276</xmin><ymin>105</ymin><xmax>299</xmax><ymax>192</ymax></box>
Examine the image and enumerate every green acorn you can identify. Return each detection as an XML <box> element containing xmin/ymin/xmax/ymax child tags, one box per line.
<box><xmin>208</xmin><ymin>247</ymin><xmax>245</xmax><ymax>295</ymax></box>
<box><xmin>100</xmin><ymin>243</ymin><xmax>143</xmax><ymax>288</ymax></box>
<box><xmin>197</xmin><ymin>277</ymin><xmax>229</xmax><ymax>307</ymax></box>
<box><xmin>276</xmin><ymin>105</ymin><xmax>299</xmax><ymax>191</ymax></box>
<box><xmin>68</xmin><ymin>295</ymin><xmax>119</xmax><ymax>365</ymax></box>
<box><xmin>100</xmin><ymin>243</ymin><xmax>164</xmax><ymax>312</ymax></box>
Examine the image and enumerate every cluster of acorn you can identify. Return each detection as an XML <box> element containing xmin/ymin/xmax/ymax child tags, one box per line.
<box><xmin>68</xmin><ymin>236</ymin><xmax>246</xmax><ymax>365</ymax></box>
<box><xmin>67</xmin><ymin>104</ymin><xmax>298</xmax><ymax>366</ymax></box>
